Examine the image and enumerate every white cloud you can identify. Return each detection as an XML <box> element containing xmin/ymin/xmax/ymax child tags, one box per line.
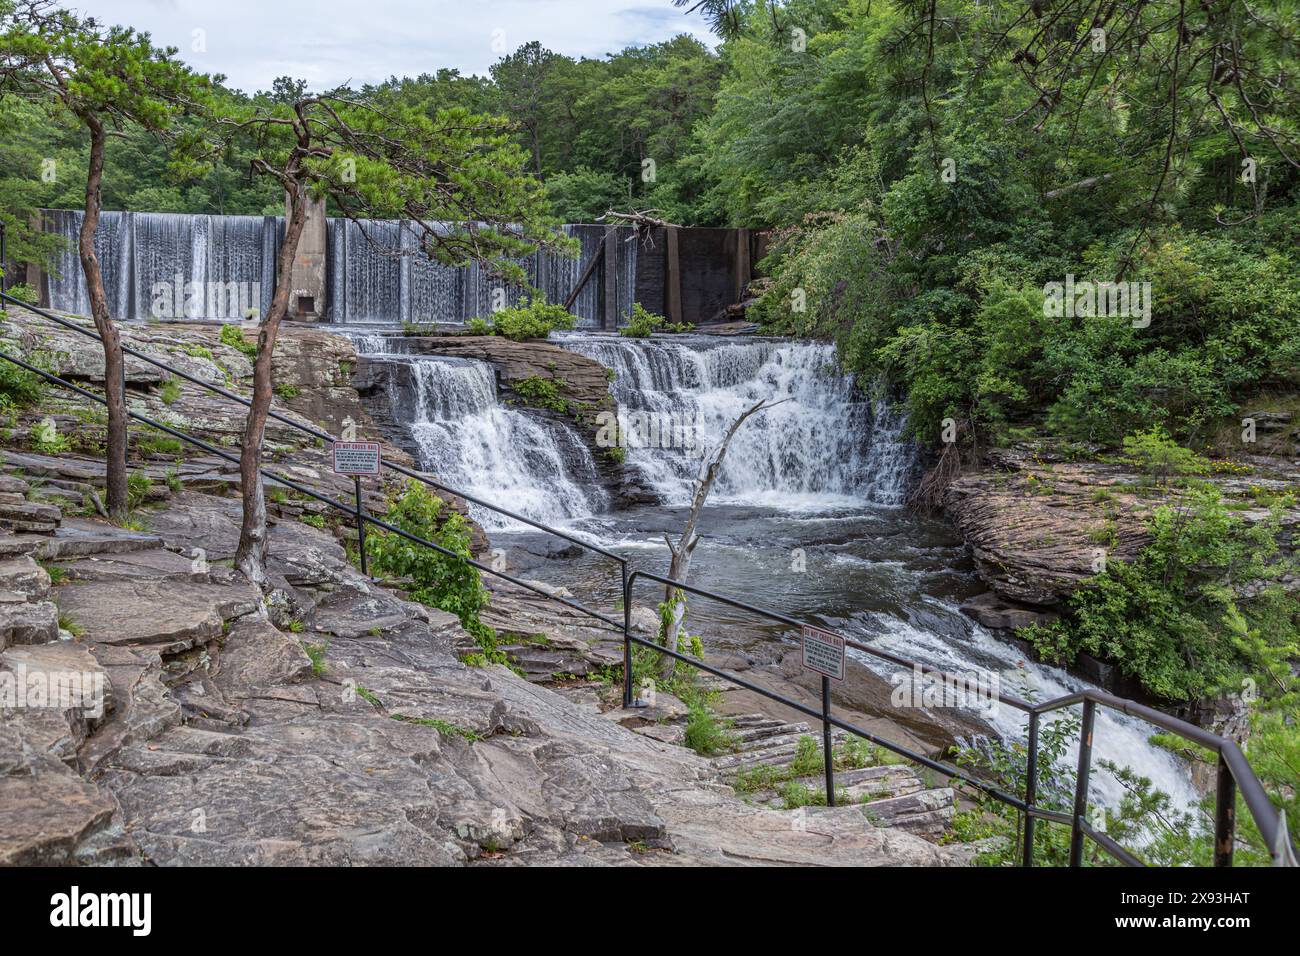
<box><xmin>71</xmin><ymin>0</ymin><xmax>716</xmax><ymax>92</ymax></box>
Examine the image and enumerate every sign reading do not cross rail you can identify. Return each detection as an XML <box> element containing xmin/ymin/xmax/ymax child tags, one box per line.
<box><xmin>801</xmin><ymin>624</ymin><xmax>845</xmax><ymax>682</ymax></box>
<box><xmin>332</xmin><ymin>441</ymin><xmax>381</xmax><ymax>475</ymax></box>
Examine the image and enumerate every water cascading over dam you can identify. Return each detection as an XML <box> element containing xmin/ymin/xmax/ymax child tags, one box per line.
<box><xmin>43</xmin><ymin>211</ymin><xmax>636</xmax><ymax>326</ymax></box>
<box><xmin>45</xmin><ymin>210</ymin><xmax>276</xmax><ymax>320</ymax></box>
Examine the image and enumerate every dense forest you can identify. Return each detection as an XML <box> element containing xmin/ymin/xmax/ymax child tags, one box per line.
<box><xmin>1</xmin><ymin>0</ymin><xmax>1297</xmax><ymax>861</ymax></box>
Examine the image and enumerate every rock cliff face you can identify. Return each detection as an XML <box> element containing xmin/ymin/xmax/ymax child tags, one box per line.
<box><xmin>940</xmin><ymin>443</ymin><xmax>1300</xmax><ymax>629</ymax></box>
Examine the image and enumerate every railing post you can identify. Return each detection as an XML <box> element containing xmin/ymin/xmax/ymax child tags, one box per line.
<box><xmin>621</xmin><ymin>563</ymin><xmax>633</xmax><ymax>708</ymax></box>
<box><xmin>354</xmin><ymin>475</ymin><xmax>368</xmax><ymax>576</ymax></box>
<box><xmin>1214</xmin><ymin>754</ymin><xmax>1236</xmax><ymax>867</ymax></box>
<box><xmin>1023</xmin><ymin>710</ymin><xmax>1040</xmax><ymax>867</ymax></box>
<box><xmin>822</xmin><ymin>675</ymin><xmax>835</xmax><ymax>807</ymax></box>
<box><xmin>1069</xmin><ymin>699</ymin><xmax>1097</xmax><ymax>867</ymax></box>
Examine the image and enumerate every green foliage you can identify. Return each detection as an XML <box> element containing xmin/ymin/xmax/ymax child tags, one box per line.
<box><xmin>619</xmin><ymin>303</ymin><xmax>694</xmax><ymax>338</ymax></box>
<box><xmin>511</xmin><ymin>375</ymin><xmax>568</xmax><ymax>412</ymax></box>
<box><xmin>364</xmin><ymin>480</ymin><xmax>497</xmax><ymax>654</ymax></box>
<box><xmin>1023</xmin><ymin>486</ymin><xmax>1297</xmax><ymax>701</ymax></box>
<box><xmin>158</xmin><ymin>377</ymin><xmax>182</xmax><ymax>405</ymax></box>
<box><xmin>488</xmin><ymin>296</ymin><xmax>576</xmax><ymax>341</ymax></box>
<box><xmin>301</xmin><ymin>641</ymin><xmax>328</xmax><ymax>677</ymax></box>
<box><xmin>29</xmin><ymin>416</ymin><xmax>68</xmax><ymax>454</ymax></box>
<box><xmin>0</xmin><ymin>360</ymin><xmax>46</xmax><ymax>410</ymax></box>
<box><xmin>126</xmin><ymin>471</ymin><xmax>152</xmax><ymax>510</ymax></box>
<box><xmin>1121</xmin><ymin>427</ymin><xmax>1209</xmax><ymax>486</ymax></box>
<box><xmin>465</xmin><ymin>317</ymin><xmax>493</xmax><ymax>336</ymax></box>
<box><xmin>219</xmin><ymin>324</ymin><xmax>257</xmax><ymax>359</ymax></box>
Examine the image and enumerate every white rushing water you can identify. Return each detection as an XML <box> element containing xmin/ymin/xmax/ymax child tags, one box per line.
<box><xmin>850</xmin><ymin>603</ymin><xmax>1201</xmax><ymax>814</ymax></box>
<box><xmin>561</xmin><ymin>335</ymin><xmax>917</xmax><ymax>508</ymax></box>
<box><xmin>350</xmin><ymin>329</ymin><xmax>1197</xmax><ymax>816</ymax></box>
<box><xmin>349</xmin><ymin>334</ymin><xmax>605</xmax><ymax>530</ymax></box>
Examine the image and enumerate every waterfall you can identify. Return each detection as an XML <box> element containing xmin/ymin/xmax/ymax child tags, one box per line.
<box><xmin>327</xmin><ymin>221</ymin><xmax>635</xmax><ymax>325</ymax></box>
<box><xmin>561</xmin><ymin>336</ymin><xmax>917</xmax><ymax>509</ymax></box>
<box><xmin>45</xmin><ymin>210</ymin><xmax>276</xmax><ymax>320</ymax></box>
<box><xmin>352</xmin><ymin>336</ymin><xmax>607</xmax><ymax>530</ymax></box>
<box><xmin>43</xmin><ymin>210</ymin><xmax>637</xmax><ymax>327</ymax></box>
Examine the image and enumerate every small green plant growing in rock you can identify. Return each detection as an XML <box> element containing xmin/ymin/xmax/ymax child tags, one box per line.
<box><xmin>287</xmin><ymin>618</ymin><xmax>306</xmax><ymax>634</ymax></box>
<box><xmin>465</xmin><ymin>317</ymin><xmax>493</xmax><ymax>335</ymax></box>
<box><xmin>0</xmin><ymin>361</ymin><xmax>47</xmax><ymax>410</ymax></box>
<box><xmin>512</xmin><ymin>376</ymin><xmax>568</xmax><ymax>413</ymax></box>
<box><xmin>219</xmin><ymin>324</ymin><xmax>258</xmax><ymax>359</ymax></box>
<box><xmin>126</xmin><ymin>472</ymin><xmax>152</xmax><ymax>511</ymax></box>
<box><xmin>274</xmin><ymin>384</ymin><xmax>299</xmax><ymax>400</ymax></box>
<box><xmin>136</xmin><ymin>431</ymin><xmax>185</xmax><ymax>458</ymax></box>
<box><xmin>159</xmin><ymin>377</ymin><xmax>182</xmax><ymax>405</ymax></box>
<box><xmin>302</xmin><ymin>641</ymin><xmax>328</xmax><ymax>676</ymax></box>
<box><xmin>391</xmin><ymin>714</ymin><xmax>482</xmax><ymax>741</ymax></box>
<box><xmin>302</xmin><ymin>513</ymin><xmax>325</xmax><ymax>529</ymax></box>
<box><xmin>30</xmin><ymin>417</ymin><xmax>69</xmax><ymax>454</ymax></box>
<box><xmin>619</xmin><ymin>303</ymin><xmax>694</xmax><ymax>338</ymax></box>
<box><xmin>1122</xmin><ymin>426</ymin><xmax>1209</xmax><ymax>487</ymax></box>
<box><xmin>183</xmin><ymin>344</ymin><xmax>214</xmax><ymax>360</ymax></box>
<box><xmin>58</xmin><ymin>613</ymin><xmax>85</xmax><ymax>638</ymax></box>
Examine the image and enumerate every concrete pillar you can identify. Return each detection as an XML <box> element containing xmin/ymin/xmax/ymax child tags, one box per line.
<box><xmin>286</xmin><ymin>191</ymin><xmax>327</xmax><ymax>321</ymax></box>
<box><xmin>602</xmin><ymin>225</ymin><xmax>619</xmax><ymax>330</ymax></box>
<box><xmin>664</xmin><ymin>226</ymin><xmax>682</xmax><ymax>326</ymax></box>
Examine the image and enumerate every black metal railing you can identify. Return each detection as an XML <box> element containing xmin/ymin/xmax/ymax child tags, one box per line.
<box><xmin>0</xmin><ymin>290</ymin><xmax>629</xmax><ymax>627</ymax></box>
<box><xmin>2</xmin><ymin>289</ymin><xmax>1293</xmax><ymax>867</ymax></box>
<box><xmin>621</xmin><ymin>570</ymin><xmax>1297</xmax><ymax>867</ymax></box>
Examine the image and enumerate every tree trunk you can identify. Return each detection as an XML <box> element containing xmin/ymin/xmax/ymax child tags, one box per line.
<box><xmin>234</xmin><ymin>181</ymin><xmax>307</xmax><ymax>586</ymax></box>
<box><xmin>659</xmin><ymin>399</ymin><xmax>776</xmax><ymax>679</ymax></box>
<box><xmin>78</xmin><ymin>119</ymin><xmax>129</xmax><ymax>519</ymax></box>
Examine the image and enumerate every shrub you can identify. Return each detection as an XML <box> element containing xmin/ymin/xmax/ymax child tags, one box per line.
<box><xmin>619</xmin><ymin>303</ymin><xmax>688</xmax><ymax>338</ymax></box>
<box><xmin>1120</xmin><ymin>426</ymin><xmax>1209</xmax><ymax>486</ymax></box>
<box><xmin>364</xmin><ymin>480</ymin><xmax>496</xmax><ymax>650</ymax></box>
<box><xmin>1022</xmin><ymin>485</ymin><xmax>1296</xmax><ymax>700</ymax></box>
<box><xmin>489</xmin><ymin>296</ymin><xmax>575</xmax><ymax>341</ymax></box>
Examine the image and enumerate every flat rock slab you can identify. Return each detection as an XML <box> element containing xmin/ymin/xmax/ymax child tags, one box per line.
<box><xmin>36</xmin><ymin>518</ymin><xmax>164</xmax><ymax>560</ymax></box>
<box><xmin>53</xmin><ymin>578</ymin><xmax>262</xmax><ymax>648</ymax></box>
<box><xmin>58</xmin><ymin>547</ymin><xmax>205</xmax><ymax>583</ymax></box>
<box><xmin>213</xmin><ymin>618</ymin><xmax>315</xmax><ymax>694</ymax></box>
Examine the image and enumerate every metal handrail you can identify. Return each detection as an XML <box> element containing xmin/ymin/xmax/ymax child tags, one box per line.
<box><xmin>2</xmin><ymin>291</ymin><xmax>1291</xmax><ymax>866</ymax></box>
<box><xmin>620</xmin><ymin>568</ymin><xmax>1297</xmax><ymax>867</ymax></box>
<box><xmin>0</xmin><ymin>290</ymin><xmax>629</xmax><ymax>611</ymax></box>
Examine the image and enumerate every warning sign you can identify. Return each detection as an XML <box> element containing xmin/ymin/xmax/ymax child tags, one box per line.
<box><xmin>801</xmin><ymin>624</ymin><xmax>845</xmax><ymax>682</ymax></box>
<box><xmin>332</xmin><ymin>441</ymin><xmax>381</xmax><ymax>475</ymax></box>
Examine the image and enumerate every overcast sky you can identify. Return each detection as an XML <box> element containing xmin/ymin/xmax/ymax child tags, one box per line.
<box><xmin>70</xmin><ymin>0</ymin><xmax>716</xmax><ymax>92</ymax></box>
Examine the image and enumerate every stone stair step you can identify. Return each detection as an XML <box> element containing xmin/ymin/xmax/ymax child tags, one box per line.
<box><xmin>0</xmin><ymin>554</ymin><xmax>51</xmax><ymax>601</ymax></box>
<box><xmin>56</xmin><ymin>547</ymin><xmax>208</xmax><ymax>583</ymax></box>
<box><xmin>0</xmin><ymin>599</ymin><xmax>60</xmax><ymax>651</ymax></box>
<box><xmin>857</xmin><ymin>787</ymin><xmax>955</xmax><ymax>837</ymax></box>
<box><xmin>34</xmin><ymin>519</ymin><xmax>164</xmax><ymax>559</ymax></box>
<box><xmin>0</xmin><ymin>499</ymin><xmax>61</xmax><ymax>534</ymax></box>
